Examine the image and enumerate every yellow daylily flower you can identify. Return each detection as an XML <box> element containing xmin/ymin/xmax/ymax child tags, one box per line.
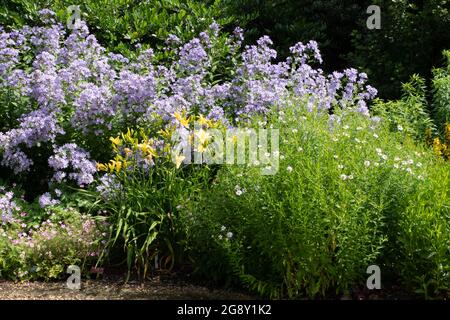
<box><xmin>195</xmin><ymin>129</ymin><xmax>211</xmax><ymax>145</ymax></box>
<box><xmin>110</xmin><ymin>136</ymin><xmax>121</xmax><ymax>147</ymax></box>
<box><xmin>188</xmin><ymin>133</ymin><xmax>194</xmax><ymax>145</ymax></box>
<box><xmin>198</xmin><ymin>114</ymin><xmax>210</xmax><ymax>127</ymax></box>
<box><xmin>175</xmin><ymin>154</ymin><xmax>186</xmax><ymax>169</ymax></box>
<box><xmin>124</xmin><ymin>148</ymin><xmax>132</xmax><ymax>157</ymax></box>
<box><xmin>115</xmin><ymin>161</ymin><xmax>122</xmax><ymax>172</ymax></box>
<box><xmin>174</xmin><ymin>111</ymin><xmax>190</xmax><ymax>128</ymax></box>
<box><xmin>197</xmin><ymin>144</ymin><xmax>207</xmax><ymax>153</ymax></box>
<box><xmin>108</xmin><ymin>160</ymin><xmax>122</xmax><ymax>173</ymax></box>
<box><xmin>96</xmin><ymin>162</ymin><xmax>107</xmax><ymax>171</ymax></box>
<box><xmin>158</xmin><ymin>127</ymin><xmax>173</xmax><ymax>139</ymax></box>
<box><xmin>137</xmin><ymin>143</ymin><xmax>150</xmax><ymax>153</ymax></box>
<box><xmin>228</xmin><ymin>134</ymin><xmax>238</xmax><ymax>144</ymax></box>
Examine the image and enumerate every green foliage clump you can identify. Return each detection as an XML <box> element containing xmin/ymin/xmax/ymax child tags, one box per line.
<box><xmin>371</xmin><ymin>74</ymin><xmax>434</xmax><ymax>141</ymax></box>
<box><xmin>0</xmin><ymin>0</ymin><xmax>234</xmax><ymax>58</ymax></box>
<box><xmin>432</xmin><ymin>50</ymin><xmax>450</xmax><ymax>132</ymax></box>
<box><xmin>183</xmin><ymin>102</ymin><xmax>450</xmax><ymax>298</ymax></box>
<box><xmin>0</xmin><ymin>190</ymin><xmax>105</xmax><ymax>281</ymax></box>
<box><xmin>348</xmin><ymin>0</ymin><xmax>450</xmax><ymax>98</ymax></box>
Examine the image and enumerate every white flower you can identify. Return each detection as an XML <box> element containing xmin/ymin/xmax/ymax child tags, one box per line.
<box><xmin>356</xmin><ymin>127</ymin><xmax>363</xmax><ymax>131</ymax></box>
<box><xmin>344</xmin><ymin>125</ymin><xmax>349</xmax><ymax>130</ymax></box>
<box><xmin>338</xmin><ymin>164</ymin><xmax>344</xmax><ymax>170</ymax></box>
<box><xmin>407</xmin><ymin>159</ymin><xmax>414</xmax><ymax>165</ymax></box>
<box><xmin>221</xmin><ymin>226</ymin><xmax>226</xmax><ymax>232</ymax></box>
<box><xmin>373</xmin><ymin>133</ymin><xmax>379</xmax><ymax>139</ymax></box>
<box><xmin>253</xmin><ymin>160</ymin><xmax>260</xmax><ymax>166</ymax></box>
<box><xmin>332</xmin><ymin>137</ymin><xmax>339</xmax><ymax>142</ymax></box>
<box><xmin>418</xmin><ymin>175</ymin><xmax>425</xmax><ymax>181</ymax></box>
<box><xmin>334</xmin><ymin>155</ymin><xmax>339</xmax><ymax>159</ymax></box>
<box><xmin>280</xmin><ymin>155</ymin><xmax>285</xmax><ymax>160</ymax></box>
<box><xmin>364</xmin><ymin>160</ymin><xmax>371</xmax><ymax>167</ymax></box>
<box><xmin>265</xmin><ymin>152</ymin><xmax>271</xmax><ymax>158</ymax></box>
<box><xmin>416</xmin><ymin>162</ymin><xmax>422</xmax><ymax>167</ymax></box>
<box><xmin>286</xmin><ymin>166</ymin><xmax>293</xmax><ymax>173</ymax></box>
<box><xmin>376</xmin><ymin>148</ymin><xmax>382</xmax><ymax>154</ymax></box>
<box><xmin>394</xmin><ymin>164</ymin><xmax>399</xmax><ymax>169</ymax></box>
<box><xmin>374</xmin><ymin>162</ymin><xmax>380</xmax><ymax>167</ymax></box>
<box><xmin>54</xmin><ymin>189</ymin><xmax>62</xmax><ymax>197</ymax></box>
<box><xmin>226</xmin><ymin>232</ymin><xmax>233</xmax><ymax>239</ymax></box>
<box><xmin>273</xmin><ymin>151</ymin><xmax>280</xmax><ymax>157</ymax></box>
<box><xmin>394</xmin><ymin>157</ymin><xmax>401</xmax><ymax>162</ymax></box>
<box><xmin>298</xmin><ymin>147</ymin><xmax>303</xmax><ymax>152</ymax></box>
<box><xmin>355</xmin><ymin>138</ymin><xmax>361</xmax><ymax>143</ymax></box>
<box><xmin>292</xmin><ymin>128</ymin><xmax>298</xmax><ymax>133</ymax></box>
<box><xmin>348</xmin><ymin>174</ymin><xmax>354</xmax><ymax>180</ymax></box>
<box><xmin>406</xmin><ymin>167</ymin><xmax>413</xmax><ymax>173</ymax></box>
<box><xmin>397</xmin><ymin>125</ymin><xmax>404</xmax><ymax>131</ymax></box>
<box><xmin>340</xmin><ymin>174</ymin><xmax>347</xmax><ymax>181</ymax></box>
<box><xmin>381</xmin><ymin>154</ymin><xmax>388</xmax><ymax>160</ymax></box>
<box><xmin>218</xmin><ymin>235</ymin><xmax>223</xmax><ymax>240</ymax></box>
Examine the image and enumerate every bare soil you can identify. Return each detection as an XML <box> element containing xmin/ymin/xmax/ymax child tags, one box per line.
<box><xmin>0</xmin><ymin>277</ymin><xmax>254</xmax><ymax>300</ymax></box>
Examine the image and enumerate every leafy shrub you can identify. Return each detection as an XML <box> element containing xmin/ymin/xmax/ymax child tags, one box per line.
<box><xmin>432</xmin><ymin>50</ymin><xmax>450</xmax><ymax>132</ymax></box>
<box><xmin>183</xmin><ymin>101</ymin><xmax>450</xmax><ymax>298</ymax></box>
<box><xmin>0</xmin><ymin>0</ymin><xmax>234</xmax><ymax>58</ymax></box>
<box><xmin>347</xmin><ymin>0</ymin><xmax>450</xmax><ymax>99</ymax></box>
<box><xmin>81</xmin><ymin>122</ymin><xmax>214</xmax><ymax>279</ymax></box>
<box><xmin>393</xmin><ymin>160</ymin><xmax>450</xmax><ymax>298</ymax></box>
<box><xmin>371</xmin><ymin>74</ymin><xmax>434</xmax><ymax>141</ymax></box>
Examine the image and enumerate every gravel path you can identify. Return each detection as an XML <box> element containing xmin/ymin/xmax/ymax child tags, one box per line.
<box><xmin>0</xmin><ymin>278</ymin><xmax>254</xmax><ymax>300</ymax></box>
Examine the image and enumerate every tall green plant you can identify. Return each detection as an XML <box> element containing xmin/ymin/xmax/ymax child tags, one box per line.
<box><xmin>371</xmin><ymin>74</ymin><xmax>434</xmax><ymax>141</ymax></box>
<box><xmin>432</xmin><ymin>50</ymin><xmax>450</xmax><ymax>133</ymax></box>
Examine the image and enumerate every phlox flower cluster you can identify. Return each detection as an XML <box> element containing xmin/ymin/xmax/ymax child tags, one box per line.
<box><xmin>0</xmin><ymin>9</ymin><xmax>378</xmax><ymax>184</ymax></box>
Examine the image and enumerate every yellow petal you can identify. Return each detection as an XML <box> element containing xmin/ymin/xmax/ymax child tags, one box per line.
<box><xmin>110</xmin><ymin>136</ymin><xmax>121</xmax><ymax>146</ymax></box>
<box><xmin>197</xmin><ymin>144</ymin><xmax>207</xmax><ymax>153</ymax></box>
<box><xmin>96</xmin><ymin>163</ymin><xmax>107</xmax><ymax>171</ymax></box>
<box><xmin>174</xmin><ymin>111</ymin><xmax>190</xmax><ymax>128</ymax></box>
<box><xmin>175</xmin><ymin>154</ymin><xmax>186</xmax><ymax>169</ymax></box>
<box><xmin>198</xmin><ymin>114</ymin><xmax>209</xmax><ymax>126</ymax></box>
<box><xmin>195</xmin><ymin>129</ymin><xmax>211</xmax><ymax>145</ymax></box>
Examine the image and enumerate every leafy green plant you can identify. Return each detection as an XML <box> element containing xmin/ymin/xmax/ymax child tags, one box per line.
<box><xmin>0</xmin><ymin>0</ymin><xmax>234</xmax><ymax>58</ymax></box>
<box><xmin>0</xmin><ymin>192</ymin><xmax>105</xmax><ymax>281</ymax></box>
<box><xmin>183</xmin><ymin>100</ymin><xmax>450</xmax><ymax>298</ymax></box>
<box><xmin>371</xmin><ymin>74</ymin><xmax>435</xmax><ymax>141</ymax></box>
<box><xmin>432</xmin><ymin>50</ymin><xmax>450</xmax><ymax>132</ymax></box>
<box><xmin>79</xmin><ymin>127</ymin><xmax>211</xmax><ymax>280</ymax></box>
